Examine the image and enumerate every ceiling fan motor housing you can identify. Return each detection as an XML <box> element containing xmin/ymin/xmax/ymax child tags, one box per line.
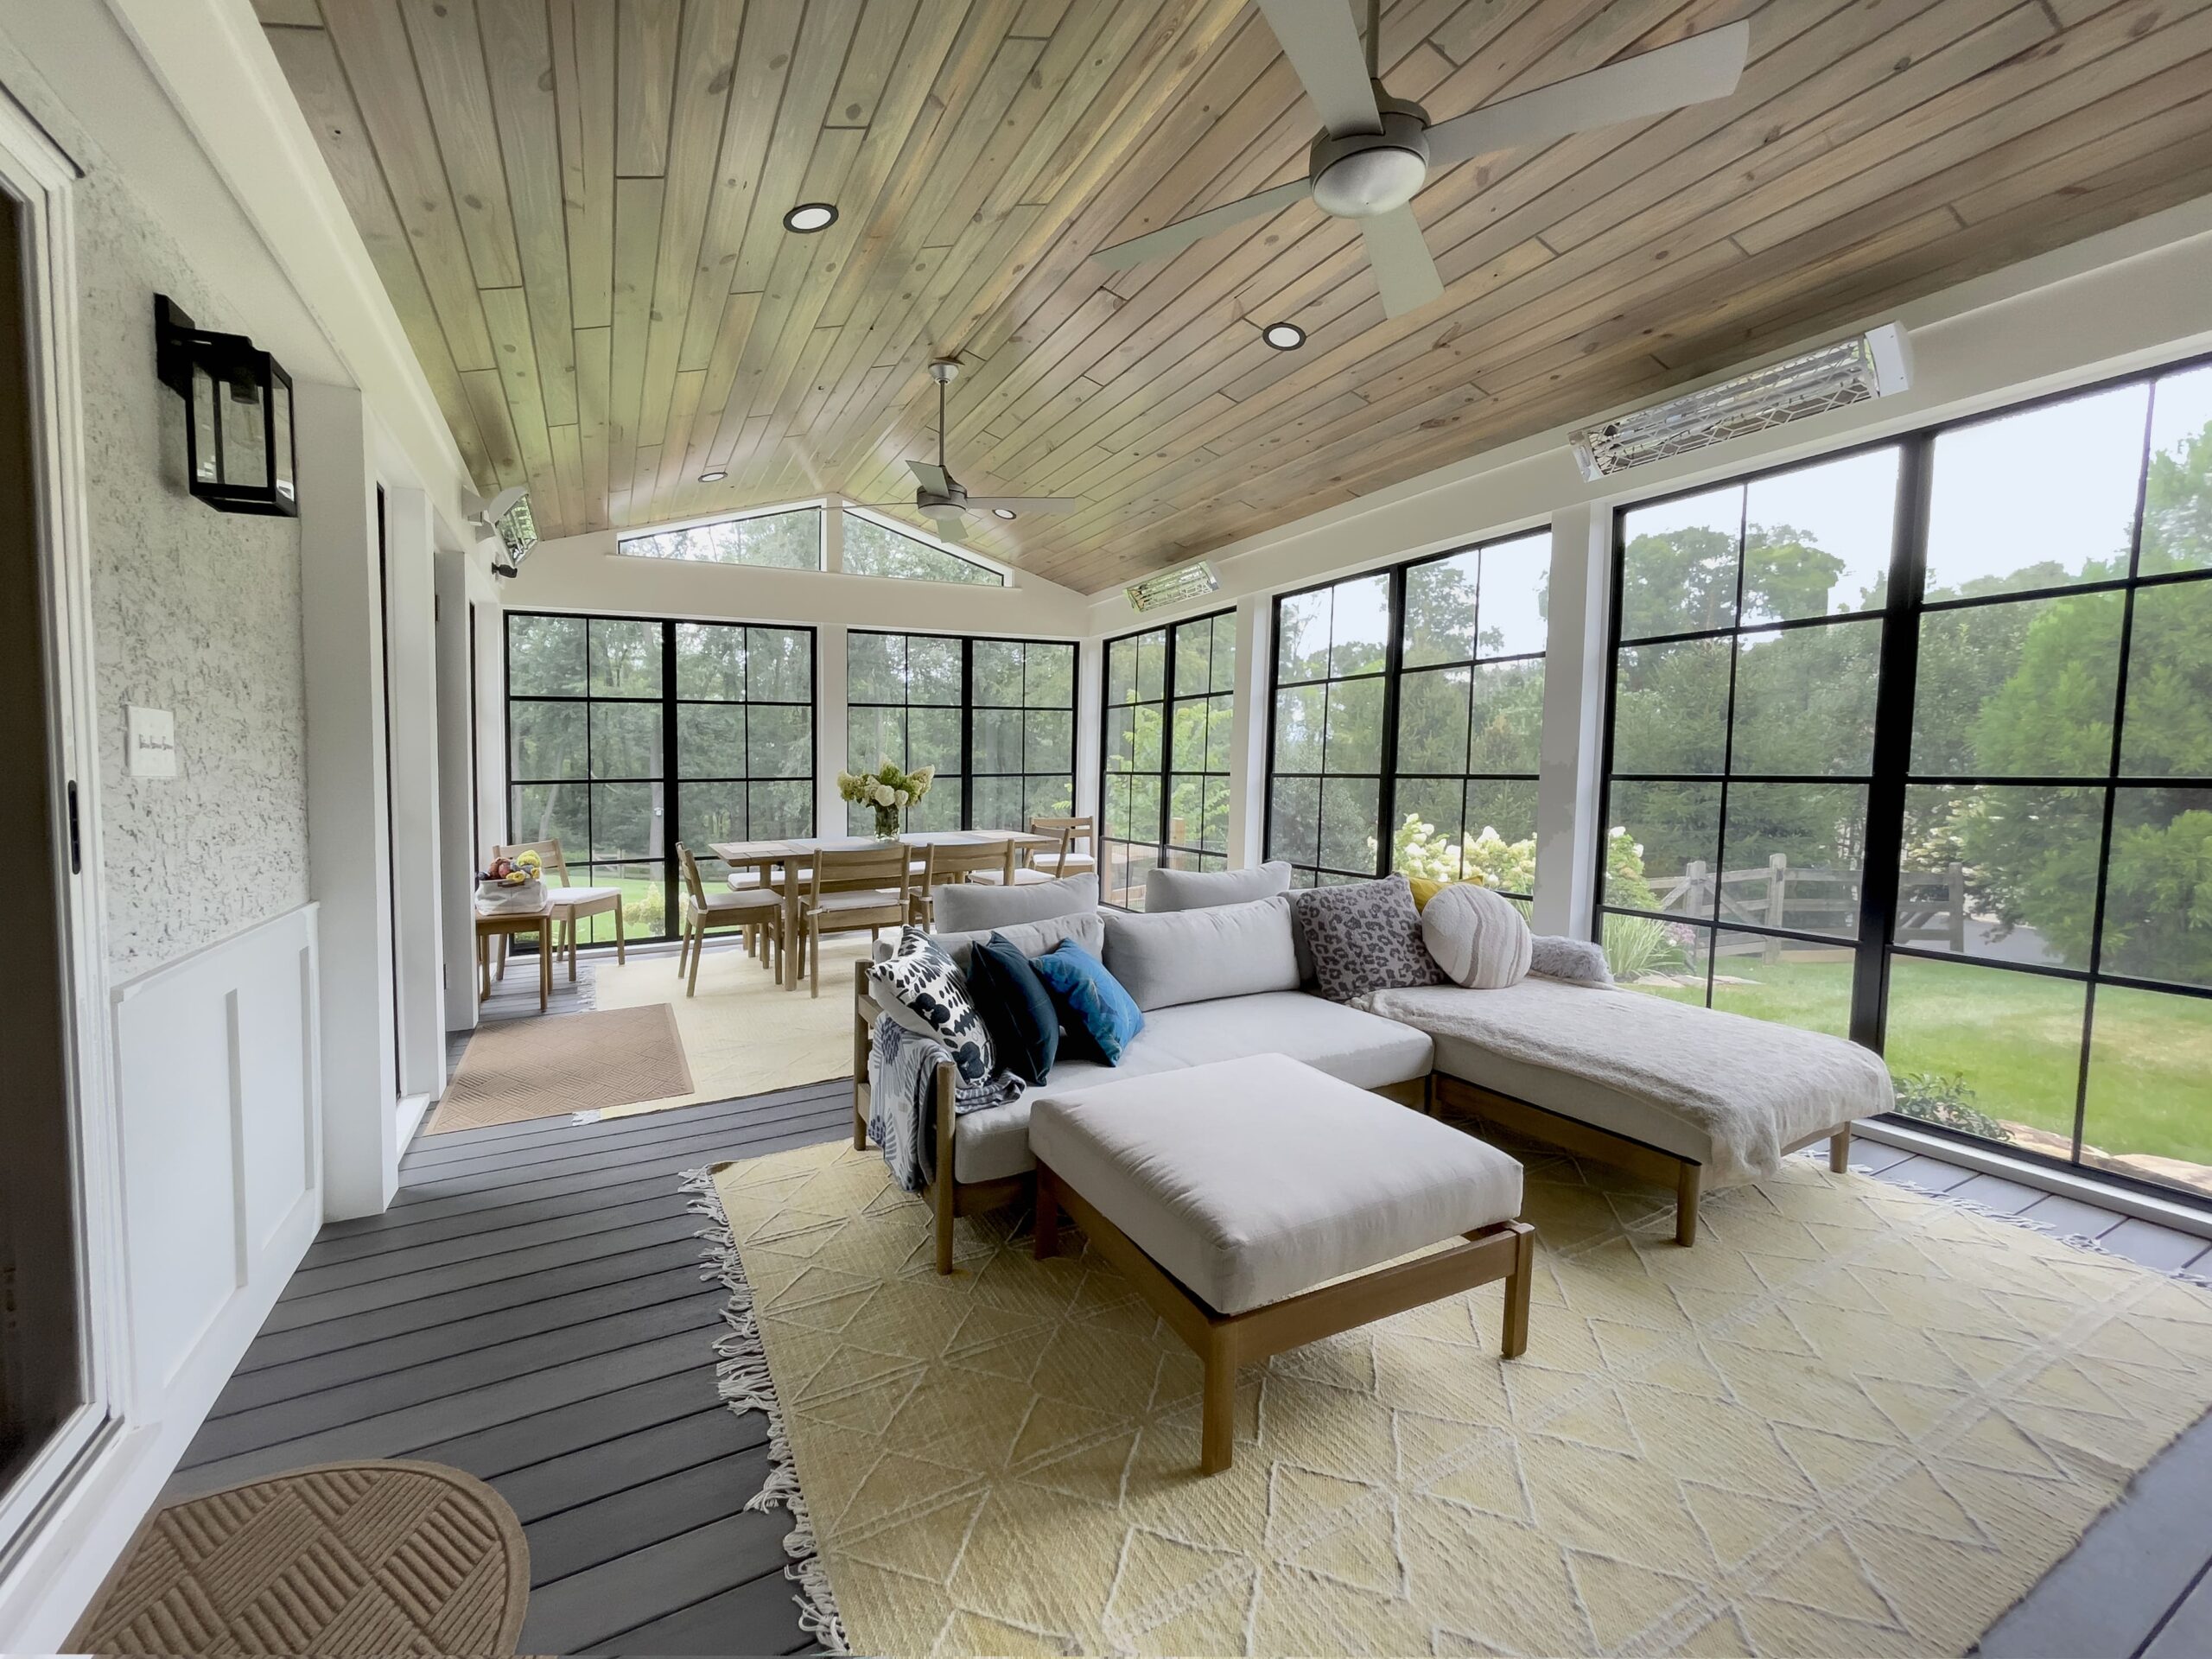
<box><xmin>1308</xmin><ymin>97</ymin><xmax>1431</xmax><ymax>219</ymax></box>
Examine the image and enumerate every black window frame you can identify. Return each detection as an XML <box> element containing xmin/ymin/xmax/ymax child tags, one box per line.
<box><xmin>842</xmin><ymin>628</ymin><xmax>1077</xmax><ymax>832</ymax></box>
<box><xmin>504</xmin><ymin>609</ymin><xmax>818</xmax><ymax>946</ymax></box>
<box><xmin>1591</xmin><ymin>349</ymin><xmax>2212</xmax><ymax>1209</ymax></box>
<box><xmin>1099</xmin><ymin>606</ymin><xmax>1236</xmax><ymax>907</ymax></box>
<box><xmin>1261</xmin><ymin>530</ymin><xmax>1551</xmax><ymax>893</ymax></box>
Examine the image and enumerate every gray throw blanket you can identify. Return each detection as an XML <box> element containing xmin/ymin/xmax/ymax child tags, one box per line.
<box><xmin>867</xmin><ymin>1015</ymin><xmax>1024</xmax><ymax>1193</ymax></box>
<box><xmin>1357</xmin><ymin>978</ymin><xmax>1894</xmax><ymax>1185</ymax></box>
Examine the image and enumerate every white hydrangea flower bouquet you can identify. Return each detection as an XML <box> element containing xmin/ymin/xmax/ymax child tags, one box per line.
<box><xmin>838</xmin><ymin>760</ymin><xmax>934</xmax><ymax>839</ymax></box>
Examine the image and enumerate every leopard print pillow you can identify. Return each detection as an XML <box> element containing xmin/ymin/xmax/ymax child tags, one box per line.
<box><xmin>1291</xmin><ymin>873</ymin><xmax>1449</xmax><ymax>1003</ymax></box>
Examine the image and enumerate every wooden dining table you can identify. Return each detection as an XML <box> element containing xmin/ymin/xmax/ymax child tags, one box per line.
<box><xmin>709</xmin><ymin>830</ymin><xmax>1062</xmax><ymax>989</ymax></box>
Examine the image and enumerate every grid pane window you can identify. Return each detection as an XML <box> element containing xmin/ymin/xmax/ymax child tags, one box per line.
<box><xmin>1595</xmin><ymin>353</ymin><xmax>2212</xmax><ymax>1204</ymax></box>
<box><xmin>1601</xmin><ymin>448</ymin><xmax>1895</xmax><ymax>1032</ymax></box>
<box><xmin>842</xmin><ymin>512</ymin><xmax>1004</xmax><ymax>585</ymax></box>
<box><xmin>506</xmin><ymin>613</ymin><xmax>814</xmax><ymax>944</ymax></box>
<box><xmin>1266</xmin><ymin>532</ymin><xmax>1552</xmax><ymax>895</ymax></box>
<box><xmin>1102</xmin><ymin>611</ymin><xmax>1235</xmax><ymax>907</ymax></box>
<box><xmin>845</xmin><ymin>632</ymin><xmax>1075</xmax><ymax>832</ymax></box>
<box><xmin>846</xmin><ymin>632</ymin><xmax>964</xmax><ymax>832</ymax></box>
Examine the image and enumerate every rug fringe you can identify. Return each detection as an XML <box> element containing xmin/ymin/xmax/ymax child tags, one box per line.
<box><xmin>681</xmin><ymin>1166</ymin><xmax>851</xmax><ymax>1655</ymax></box>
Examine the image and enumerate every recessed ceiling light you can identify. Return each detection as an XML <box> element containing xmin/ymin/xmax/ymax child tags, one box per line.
<box><xmin>697</xmin><ymin>469</ymin><xmax>727</xmax><ymax>482</ymax></box>
<box><xmin>1262</xmin><ymin>321</ymin><xmax>1305</xmax><ymax>350</ymax></box>
<box><xmin>783</xmin><ymin>201</ymin><xmax>837</xmax><ymax>233</ymax></box>
<box><xmin>991</xmin><ymin>507</ymin><xmax>1017</xmax><ymax>519</ymax></box>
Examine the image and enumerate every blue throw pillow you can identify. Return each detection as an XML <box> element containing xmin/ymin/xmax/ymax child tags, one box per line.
<box><xmin>968</xmin><ymin>933</ymin><xmax>1058</xmax><ymax>1086</ymax></box>
<box><xmin>1032</xmin><ymin>940</ymin><xmax>1145</xmax><ymax>1065</ymax></box>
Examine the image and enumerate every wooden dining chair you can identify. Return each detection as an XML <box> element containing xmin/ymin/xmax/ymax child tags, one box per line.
<box><xmin>498</xmin><ymin>839</ymin><xmax>623</xmax><ymax>979</ymax></box>
<box><xmin>798</xmin><ymin>843</ymin><xmax>913</xmax><ymax>998</ymax></box>
<box><xmin>911</xmin><ymin>837</ymin><xmax>1017</xmax><ymax>927</ymax></box>
<box><xmin>676</xmin><ymin>845</ymin><xmax>783</xmax><ymax>997</ymax></box>
<box><xmin>967</xmin><ymin>816</ymin><xmax>1096</xmax><ymax>887</ymax></box>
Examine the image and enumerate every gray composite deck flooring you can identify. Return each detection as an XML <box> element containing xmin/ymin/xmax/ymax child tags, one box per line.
<box><xmin>168</xmin><ymin>1077</ymin><xmax>851</xmax><ymax>1656</ymax></box>
<box><xmin>167</xmin><ymin>1050</ymin><xmax>2212</xmax><ymax>1656</ymax></box>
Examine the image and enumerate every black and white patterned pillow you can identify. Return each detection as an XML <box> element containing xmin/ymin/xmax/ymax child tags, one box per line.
<box><xmin>1291</xmin><ymin>874</ymin><xmax>1448</xmax><ymax>1003</ymax></box>
<box><xmin>871</xmin><ymin>926</ymin><xmax>996</xmax><ymax>1083</ymax></box>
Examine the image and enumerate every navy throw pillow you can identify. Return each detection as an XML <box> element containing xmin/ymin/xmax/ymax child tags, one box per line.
<box><xmin>968</xmin><ymin>933</ymin><xmax>1058</xmax><ymax>1086</ymax></box>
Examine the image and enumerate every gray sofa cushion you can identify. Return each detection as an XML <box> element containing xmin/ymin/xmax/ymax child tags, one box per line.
<box><xmin>1100</xmin><ymin>897</ymin><xmax>1300</xmax><ymax>1011</ymax></box>
<box><xmin>1029</xmin><ymin>1054</ymin><xmax>1523</xmax><ymax>1315</ymax></box>
<box><xmin>923</xmin><ymin>911</ymin><xmax>1103</xmax><ymax>976</ymax></box>
<box><xmin>1142</xmin><ymin>861</ymin><xmax>1293</xmax><ymax>913</ymax></box>
<box><xmin>1292</xmin><ymin>873</ymin><xmax>1448</xmax><ymax>1001</ymax></box>
<box><xmin>931</xmin><ymin>871</ymin><xmax>1096</xmax><ymax>934</ymax></box>
<box><xmin>950</xmin><ymin>989</ymin><xmax>1432</xmax><ymax>1181</ymax></box>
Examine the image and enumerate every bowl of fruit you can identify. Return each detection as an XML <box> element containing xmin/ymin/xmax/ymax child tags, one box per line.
<box><xmin>475</xmin><ymin>849</ymin><xmax>543</xmax><ymax>911</ymax></box>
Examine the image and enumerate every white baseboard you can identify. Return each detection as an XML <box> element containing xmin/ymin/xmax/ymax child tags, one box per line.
<box><xmin>1855</xmin><ymin>1117</ymin><xmax>2212</xmax><ymax>1240</ymax></box>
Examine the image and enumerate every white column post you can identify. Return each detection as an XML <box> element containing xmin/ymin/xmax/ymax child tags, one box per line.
<box><xmin>298</xmin><ymin>380</ymin><xmax>399</xmax><ymax>1220</ymax></box>
<box><xmin>1074</xmin><ymin>636</ymin><xmax>1103</xmax><ymax>825</ymax></box>
<box><xmin>815</xmin><ymin>622</ymin><xmax>848</xmax><ymax>836</ymax></box>
<box><xmin>434</xmin><ymin>549</ymin><xmax>480</xmax><ymax>1035</ymax></box>
<box><xmin>1227</xmin><ymin>595</ymin><xmax>1267</xmax><ymax>868</ymax></box>
<box><xmin>821</xmin><ymin>497</ymin><xmax>844</xmax><ymax>573</ymax></box>
<box><xmin>382</xmin><ymin>486</ymin><xmax>443</xmax><ymax>1115</ymax></box>
<box><xmin>1531</xmin><ymin>502</ymin><xmax>1612</xmax><ymax>938</ymax></box>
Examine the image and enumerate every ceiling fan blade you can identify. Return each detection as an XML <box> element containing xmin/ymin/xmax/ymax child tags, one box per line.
<box><xmin>1093</xmin><ymin>178</ymin><xmax>1313</xmax><ymax>271</ymax></box>
<box><xmin>1359</xmin><ymin>207</ymin><xmax>1444</xmax><ymax>318</ymax></box>
<box><xmin>1255</xmin><ymin>0</ymin><xmax>1381</xmax><ymax>135</ymax></box>
<box><xmin>906</xmin><ymin>459</ymin><xmax>950</xmax><ymax>493</ymax></box>
<box><xmin>962</xmin><ymin>497</ymin><xmax>1082</xmax><ymax>515</ymax></box>
<box><xmin>936</xmin><ymin>516</ymin><xmax>970</xmax><ymax>542</ymax></box>
<box><xmin>1425</xmin><ymin>20</ymin><xmax>1751</xmax><ymax>171</ymax></box>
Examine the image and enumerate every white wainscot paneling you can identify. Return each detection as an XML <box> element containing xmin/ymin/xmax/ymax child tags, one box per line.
<box><xmin>111</xmin><ymin>904</ymin><xmax>320</xmax><ymax>1410</ymax></box>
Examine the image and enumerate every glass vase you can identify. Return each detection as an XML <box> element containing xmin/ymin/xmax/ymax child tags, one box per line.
<box><xmin>873</xmin><ymin>804</ymin><xmax>901</xmax><ymax>840</ymax></box>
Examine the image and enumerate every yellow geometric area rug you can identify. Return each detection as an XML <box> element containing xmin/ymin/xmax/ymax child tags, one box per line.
<box><xmin>690</xmin><ymin>1139</ymin><xmax>2212</xmax><ymax>1657</ymax></box>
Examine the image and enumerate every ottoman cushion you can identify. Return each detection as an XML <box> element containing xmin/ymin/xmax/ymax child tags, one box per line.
<box><xmin>1028</xmin><ymin>1053</ymin><xmax>1523</xmax><ymax>1315</ymax></box>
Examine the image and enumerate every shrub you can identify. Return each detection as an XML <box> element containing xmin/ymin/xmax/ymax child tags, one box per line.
<box><xmin>1890</xmin><ymin>1071</ymin><xmax>2013</xmax><ymax>1142</ymax></box>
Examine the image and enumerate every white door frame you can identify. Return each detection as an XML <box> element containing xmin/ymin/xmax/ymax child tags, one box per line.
<box><xmin>0</xmin><ymin>86</ymin><xmax>129</xmax><ymax>1572</ymax></box>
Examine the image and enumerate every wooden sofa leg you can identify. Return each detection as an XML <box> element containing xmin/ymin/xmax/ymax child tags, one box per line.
<box><xmin>1501</xmin><ymin>1222</ymin><xmax>1534</xmax><ymax>1358</ymax></box>
<box><xmin>1675</xmin><ymin>1161</ymin><xmax>1702</xmax><ymax>1247</ymax></box>
<box><xmin>932</xmin><ymin>1061</ymin><xmax>957</xmax><ymax>1274</ymax></box>
<box><xmin>1201</xmin><ymin>1332</ymin><xmax>1236</xmax><ymax>1475</ymax></box>
<box><xmin>1829</xmin><ymin>1127</ymin><xmax>1852</xmax><ymax>1173</ymax></box>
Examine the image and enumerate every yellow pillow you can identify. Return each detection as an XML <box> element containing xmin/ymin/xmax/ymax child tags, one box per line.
<box><xmin>1408</xmin><ymin>874</ymin><xmax>1486</xmax><ymax>912</ymax></box>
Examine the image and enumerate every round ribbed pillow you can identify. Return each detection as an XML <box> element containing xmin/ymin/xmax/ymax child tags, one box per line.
<box><xmin>1420</xmin><ymin>881</ymin><xmax>1532</xmax><ymax>988</ymax></box>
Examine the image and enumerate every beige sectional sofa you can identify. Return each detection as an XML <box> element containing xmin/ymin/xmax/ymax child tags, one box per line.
<box><xmin>857</xmin><ymin>868</ymin><xmax>1872</xmax><ymax>1271</ymax></box>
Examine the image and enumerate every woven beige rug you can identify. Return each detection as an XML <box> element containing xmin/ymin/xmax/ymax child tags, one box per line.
<box><xmin>430</xmin><ymin>1003</ymin><xmax>692</xmax><ymax>1132</ymax></box>
<box><xmin>71</xmin><ymin>1459</ymin><xmax>529</xmax><ymax>1655</ymax></box>
<box><xmin>700</xmin><ymin>1137</ymin><xmax>2212</xmax><ymax>1657</ymax></box>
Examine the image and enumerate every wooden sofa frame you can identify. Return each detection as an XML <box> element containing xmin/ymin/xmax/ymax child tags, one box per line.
<box><xmin>854</xmin><ymin>962</ymin><xmax>1851</xmax><ymax>1267</ymax></box>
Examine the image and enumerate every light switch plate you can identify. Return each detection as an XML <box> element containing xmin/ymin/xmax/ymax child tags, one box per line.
<box><xmin>127</xmin><ymin>705</ymin><xmax>177</xmax><ymax>778</ymax></box>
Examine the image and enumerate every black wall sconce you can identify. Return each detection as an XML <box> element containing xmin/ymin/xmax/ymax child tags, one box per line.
<box><xmin>155</xmin><ymin>295</ymin><xmax>297</xmax><ymax>517</ymax></box>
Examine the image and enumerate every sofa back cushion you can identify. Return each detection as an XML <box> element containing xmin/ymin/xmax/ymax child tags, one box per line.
<box><xmin>1141</xmin><ymin>860</ymin><xmax>1292</xmax><ymax>913</ymax></box>
<box><xmin>922</xmin><ymin>911</ymin><xmax>1104</xmax><ymax>976</ymax></box>
<box><xmin>1290</xmin><ymin>874</ymin><xmax>1448</xmax><ymax>1003</ymax></box>
<box><xmin>930</xmin><ymin>871</ymin><xmax>1096</xmax><ymax>934</ymax></box>
<box><xmin>1101</xmin><ymin>895</ymin><xmax>1301</xmax><ymax>1011</ymax></box>
<box><xmin>1421</xmin><ymin>881</ymin><xmax>1533</xmax><ymax>988</ymax></box>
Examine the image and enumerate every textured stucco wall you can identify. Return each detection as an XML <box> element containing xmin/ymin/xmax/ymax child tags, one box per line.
<box><xmin>73</xmin><ymin>165</ymin><xmax>308</xmax><ymax>979</ymax></box>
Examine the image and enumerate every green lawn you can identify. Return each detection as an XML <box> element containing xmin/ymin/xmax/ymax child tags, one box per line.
<box><xmin>1624</xmin><ymin>950</ymin><xmax>2212</xmax><ymax>1173</ymax></box>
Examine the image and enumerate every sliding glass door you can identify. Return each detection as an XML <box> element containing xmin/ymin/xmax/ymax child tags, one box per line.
<box><xmin>1596</xmin><ymin>356</ymin><xmax>2212</xmax><ymax>1201</ymax></box>
<box><xmin>506</xmin><ymin>612</ymin><xmax>816</xmax><ymax>941</ymax></box>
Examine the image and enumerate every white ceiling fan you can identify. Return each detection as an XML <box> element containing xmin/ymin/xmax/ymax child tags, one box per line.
<box><xmin>861</xmin><ymin>359</ymin><xmax>1080</xmax><ymax>541</ymax></box>
<box><xmin>1093</xmin><ymin>0</ymin><xmax>1751</xmax><ymax>318</ymax></box>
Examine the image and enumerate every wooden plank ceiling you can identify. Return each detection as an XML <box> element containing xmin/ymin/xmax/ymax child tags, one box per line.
<box><xmin>259</xmin><ymin>0</ymin><xmax>2212</xmax><ymax>592</ymax></box>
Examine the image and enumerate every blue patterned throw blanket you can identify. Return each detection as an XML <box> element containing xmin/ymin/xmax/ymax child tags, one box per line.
<box><xmin>867</xmin><ymin>1015</ymin><xmax>1024</xmax><ymax>1192</ymax></box>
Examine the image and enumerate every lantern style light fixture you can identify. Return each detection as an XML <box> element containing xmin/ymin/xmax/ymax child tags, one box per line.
<box><xmin>154</xmin><ymin>295</ymin><xmax>297</xmax><ymax>517</ymax></box>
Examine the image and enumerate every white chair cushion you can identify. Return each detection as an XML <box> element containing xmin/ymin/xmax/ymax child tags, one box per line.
<box><xmin>1029</xmin><ymin>854</ymin><xmax>1095</xmax><ymax>874</ymax></box>
<box><xmin>697</xmin><ymin>887</ymin><xmax>778</xmax><ymax>914</ymax></box>
<box><xmin>546</xmin><ymin>886</ymin><xmax>620</xmax><ymax>905</ymax></box>
<box><xmin>964</xmin><ymin>868</ymin><xmax>1057</xmax><ymax>886</ymax></box>
<box><xmin>1029</xmin><ymin>1053</ymin><xmax>1522</xmax><ymax>1315</ymax></box>
<box><xmin>810</xmin><ymin>887</ymin><xmax>905</xmax><ymax>914</ymax></box>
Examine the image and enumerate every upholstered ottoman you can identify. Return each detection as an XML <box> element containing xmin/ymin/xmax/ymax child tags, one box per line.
<box><xmin>1029</xmin><ymin>1052</ymin><xmax>1534</xmax><ymax>1474</ymax></box>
